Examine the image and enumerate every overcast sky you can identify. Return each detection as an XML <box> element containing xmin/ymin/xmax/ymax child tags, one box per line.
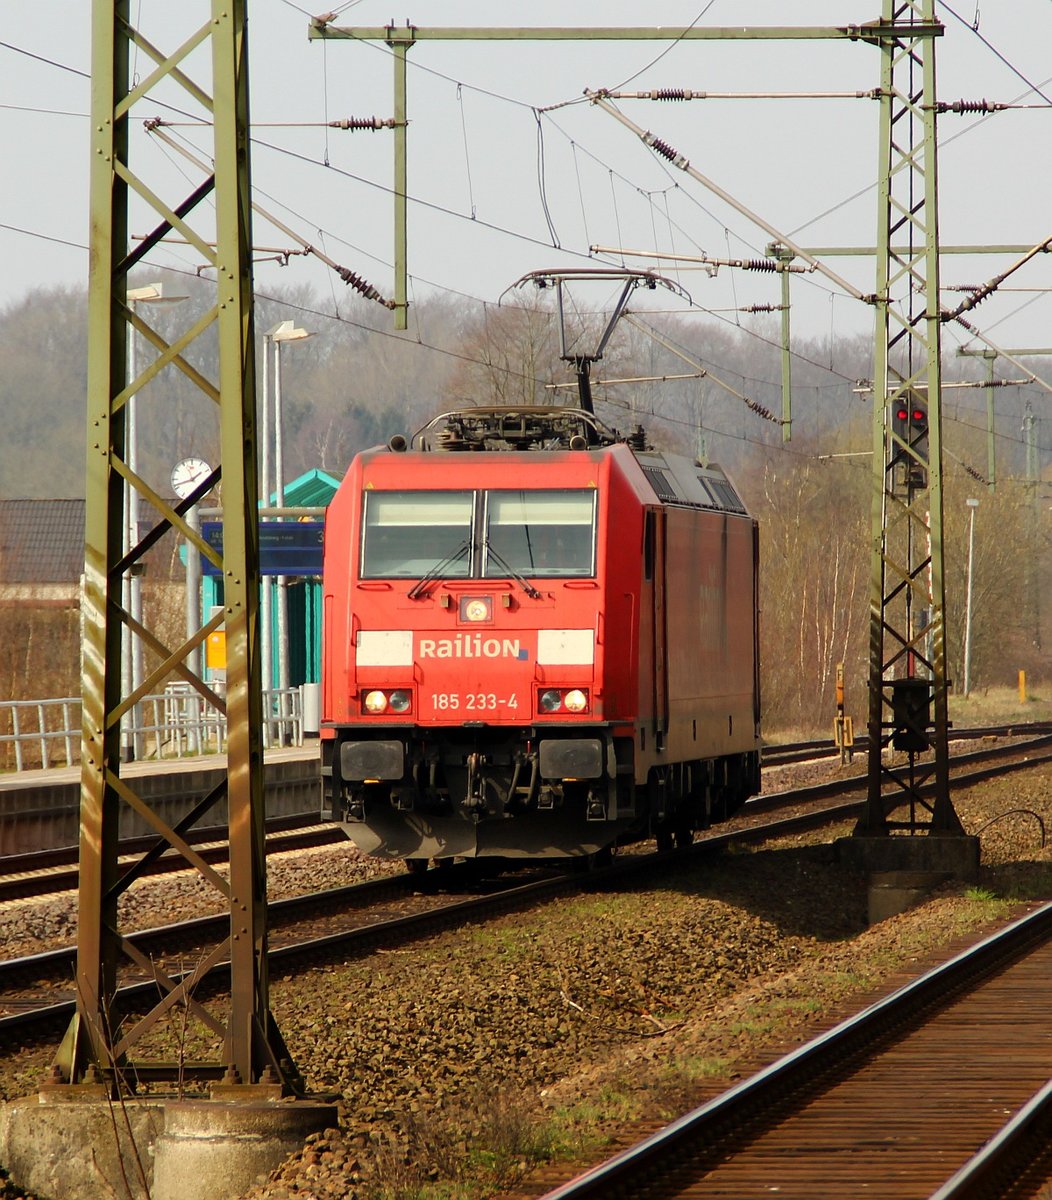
<box><xmin>3</xmin><ymin>2</ymin><xmax>1052</xmax><ymax>358</ymax></box>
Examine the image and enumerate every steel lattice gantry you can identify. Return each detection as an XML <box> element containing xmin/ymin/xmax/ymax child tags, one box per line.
<box><xmin>856</xmin><ymin>0</ymin><xmax>962</xmax><ymax>837</ymax></box>
<box><xmin>58</xmin><ymin>0</ymin><xmax>300</xmax><ymax>1094</ymax></box>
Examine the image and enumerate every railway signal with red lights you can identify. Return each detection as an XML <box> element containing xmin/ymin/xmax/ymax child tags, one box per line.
<box><xmin>890</xmin><ymin>396</ymin><xmax>929</xmax><ymax>491</ymax></box>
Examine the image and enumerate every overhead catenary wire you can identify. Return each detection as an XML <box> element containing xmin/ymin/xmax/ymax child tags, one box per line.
<box><xmin>945</xmin><ymin>234</ymin><xmax>1052</xmax><ymax>319</ymax></box>
<box><xmin>590</xmin><ymin>244</ymin><xmax>813</xmax><ymax>273</ymax></box>
<box><xmin>586</xmin><ymin>89</ymin><xmax>871</xmax><ymax>304</ymax></box>
<box><xmin>602</xmin><ymin>88</ymin><xmax>883</xmax><ymax>100</ymax></box>
<box><xmin>3</xmin><ymin>207</ymin><xmax>1037</xmax><ymax>475</ymax></box>
<box><xmin>0</xmin><ymin>179</ymin><xmax>913</xmax><ymax>410</ymax></box>
<box><xmin>938</xmin><ymin>1</ymin><xmax>1052</xmax><ymax>108</ymax></box>
<box><xmin>4</xmin><ymin>45</ymin><xmax>1041</xmax><ymax>422</ymax></box>
<box><xmin>0</xmin><ymin>16</ymin><xmax>859</xmax><ymax>341</ymax></box>
<box><xmin>354</xmin><ymin>13</ymin><xmax>1052</xmax><ymax>310</ymax></box>
<box><xmin>301</xmin><ymin>14</ymin><xmax>776</xmax><ymax>292</ymax></box>
<box><xmin>623</xmin><ymin>311</ymin><xmax>782</xmax><ymax>424</ymax></box>
<box><xmin>0</xmin><ymin>37</ymin><xmax>89</xmax><ymax>78</ymax></box>
<box><xmin>6</xmin><ymin>27</ymin><xmax>714</xmax><ymax>314</ymax></box>
<box><xmin>11</xmin><ymin>12</ymin><xmax>1051</xmax><ymax>327</ymax></box>
<box><xmin>10</xmin><ymin>9</ymin><xmax>1050</xmax><ymax>463</ymax></box>
<box><xmin>144</xmin><ymin>120</ymin><xmax>395</xmax><ymax>309</ymax></box>
<box><xmin>457</xmin><ymin>84</ymin><xmax>477</xmax><ymax>221</ymax></box>
<box><xmin>534</xmin><ymin>109</ymin><xmax>561</xmax><ymax>248</ymax></box>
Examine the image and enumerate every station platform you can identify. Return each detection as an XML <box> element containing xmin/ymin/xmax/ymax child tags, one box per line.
<box><xmin>0</xmin><ymin>744</ymin><xmax>321</xmax><ymax>856</ymax></box>
<box><xmin>0</xmin><ymin>742</ymin><xmax>318</xmax><ymax>792</ymax></box>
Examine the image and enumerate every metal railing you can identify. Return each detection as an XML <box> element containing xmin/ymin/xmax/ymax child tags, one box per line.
<box><xmin>0</xmin><ymin>699</ymin><xmax>80</xmax><ymax>773</ymax></box>
<box><xmin>0</xmin><ymin>686</ymin><xmax>307</xmax><ymax>773</ymax></box>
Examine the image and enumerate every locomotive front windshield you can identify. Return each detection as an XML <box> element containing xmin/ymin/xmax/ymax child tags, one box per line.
<box><xmin>484</xmin><ymin>490</ymin><xmax>595</xmax><ymax>577</ymax></box>
<box><xmin>360</xmin><ymin>488</ymin><xmax>596</xmax><ymax>579</ymax></box>
<box><xmin>361</xmin><ymin>491</ymin><xmax>474</xmax><ymax>578</ymax></box>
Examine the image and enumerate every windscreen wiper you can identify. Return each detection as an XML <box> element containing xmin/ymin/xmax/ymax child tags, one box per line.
<box><xmin>484</xmin><ymin>541</ymin><xmax>542</xmax><ymax>599</ymax></box>
<box><xmin>407</xmin><ymin>540</ymin><xmax>470</xmax><ymax>600</ymax></box>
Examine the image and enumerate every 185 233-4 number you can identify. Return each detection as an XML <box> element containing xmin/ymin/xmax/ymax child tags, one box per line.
<box><xmin>431</xmin><ymin>693</ymin><xmax>519</xmax><ymax>711</ymax></box>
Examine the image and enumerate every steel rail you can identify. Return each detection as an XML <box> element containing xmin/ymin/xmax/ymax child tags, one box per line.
<box><xmin>930</xmin><ymin>1077</ymin><xmax>1052</xmax><ymax>1200</ymax></box>
<box><xmin>0</xmin><ymin>868</ymin><xmax>428</xmax><ymax>1004</ymax></box>
<box><xmin>0</xmin><ymin>866</ymin><xmax>590</xmax><ymax>1045</ymax></box>
<box><xmin>751</xmin><ymin>731</ymin><xmax>1052</xmax><ymax>813</ymax></box>
<box><xmin>539</xmin><ymin>901</ymin><xmax>1052</xmax><ymax>1199</ymax></box>
<box><xmin>0</xmin><ymin>815</ymin><xmax>342</xmax><ymax>901</ymax></box>
<box><xmin>4</xmin><ymin>737</ymin><xmax>1052</xmax><ymax>1039</ymax></box>
<box><xmin>0</xmin><ymin>810</ymin><xmax>320</xmax><ymax>875</ymax></box>
<box><xmin>759</xmin><ymin>721</ymin><xmax>1052</xmax><ymax>767</ymax></box>
<box><xmin>4</xmin><ymin>722</ymin><xmax>1045</xmax><ymax>903</ymax></box>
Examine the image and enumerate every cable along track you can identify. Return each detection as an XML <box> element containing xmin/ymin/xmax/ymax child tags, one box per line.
<box><xmin>540</xmin><ymin>901</ymin><xmax>1052</xmax><ymax>1200</ymax></box>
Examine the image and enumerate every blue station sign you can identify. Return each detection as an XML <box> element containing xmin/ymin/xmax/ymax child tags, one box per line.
<box><xmin>200</xmin><ymin>521</ymin><xmax>324</xmax><ymax>577</ymax></box>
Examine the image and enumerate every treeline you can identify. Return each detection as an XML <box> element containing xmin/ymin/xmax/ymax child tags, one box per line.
<box><xmin>1</xmin><ymin>275</ymin><xmax>1049</xmax><ymax>730</ymax></box>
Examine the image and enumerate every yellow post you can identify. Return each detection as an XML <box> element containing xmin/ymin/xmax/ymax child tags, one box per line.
<box><xmin>834</xmin><ymin>663</ymin><xmax>853</xmax><ymax>763</ymax></box>
<box><xmin>1019</xmin><ymin>670</ymin><xmax>1027</xmax><ymax>704</ymax></box>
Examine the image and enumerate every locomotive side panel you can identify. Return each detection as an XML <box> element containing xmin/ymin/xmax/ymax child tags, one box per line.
<box><xmin>663</xmin><ymin>506</ymin><xmax>759</xmax><ymax>762</ymax></box>
<box><xmin>592</xmin><ymin>457</ymin><xmax>648</xmax><ymax>727</ymax></box>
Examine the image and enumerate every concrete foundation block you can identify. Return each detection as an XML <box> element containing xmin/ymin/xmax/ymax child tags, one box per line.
<box><xmin>0</xmin><ymin>1090</ymin><xmax>164</xmax><ymax>1200</ymax></box>
<box><xmin>152</xmin><ymin>1099</ymin><xmax>338</xmax><ymax>1200</ymax></box>
<box><xmin>0</xmin><ymin>1092</ymin><xmax>337</xmax><ymax>1200</ymax></box>
<box><xmin>866</xmin><ymin>870</ymin><xmax>951</xmax><ymax>924</ymax></box>
<box><xmin>836</xmin><ymin>833</ymin><xmax>980</xmax><ymax>881</ymax></box>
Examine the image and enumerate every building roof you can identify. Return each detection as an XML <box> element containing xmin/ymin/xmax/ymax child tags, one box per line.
<box><xmin>0</xmin><ymin>500</ymin><xmax>85</xmax><ymax>584</ymax></box>
<box><xmin>0</xmin><ymin>498</ymin><xmax>186</xmax><ymax>586</ymax></box>
<box><xmin>269</xmin><ymin>468</ymin><xmax>342</xmax><ymax>509</ymax></box>
<box><xmin>2</xmin><ymin>476</ymin><xmax>343</xmax><ymax>586</ymax></box>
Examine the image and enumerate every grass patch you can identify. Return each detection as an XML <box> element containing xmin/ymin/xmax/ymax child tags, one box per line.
<box><xmin>729</xmin><ymin>1018</ymin><xmax>774</xmax><ymax>1038</ymax></box>
<box><xmin>765</xmin><ymin>996</ymin><xmax>823</xmax><ymax>1016</ymax></box>
<box><xmin>952</xmin><ymin>888</ymin><xmax>1013</xmax><ymax>926</ymax></box>
<box><xmin>365</xmin><ymin>1089</ymin><xmax>565</xmax><ymax>1200</ymax></box>
<box><xmin>810</xmin><ymin>968</ymin><xmax>875</xmax><ymax>995</ymax></box>
<box><xmin>947</xmin><ymin>684</ymin><xmax>1052</xmax><ymax>726</ymax></box>
<box><xmin>465</xmin><ymin>925</ymin><xmax>536</xmax><ymax>958</ymax></box>
<box><xmin>661</xmin><ymin>1054</ymin><xmax>732</xmax><ymax>1084</ymax></box>
<box><xmin>553</xmin><ymin>1082</ymin><xmax>642</xmax><ymax>1129</ymax></box>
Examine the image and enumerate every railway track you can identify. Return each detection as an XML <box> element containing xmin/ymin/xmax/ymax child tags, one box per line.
<box><xmin>759</xmin><ymin>721</ymin><xmax>1052</xmax><ymax>768</ymax></box>
<box><xmin>729</xmin><ymin>728</ymin><xmax>1052</xmax><ymax>847</ymax></box>
<box><xmin>0</xmin><ymin>812</ymin><xmax>342</xmax><ymax>901</ymax></box>
<box><xmin>535</xmin><ymin>900</ymin><xmax>1052</xmax><ymax>1200</ymax></box>
<box><xmin>0</xmin><ymin>862</ymin><xmax>583</xmax><ymax>1043</ymax></box>
<box><xmin>3</xmin><ymin>734</ymin><xmax>1051</xmax><ymax>1049</ymax></box>
<box><xmin>2</xmin><ymin>721</ymin><xmax>1046</xmax><ymax>905</ymax></box>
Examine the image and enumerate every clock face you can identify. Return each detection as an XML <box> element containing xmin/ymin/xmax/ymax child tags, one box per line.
<box><xmin>171</xmin><ymin>457</ymin><xmax>212</xmax><ymax>500</ymax></box>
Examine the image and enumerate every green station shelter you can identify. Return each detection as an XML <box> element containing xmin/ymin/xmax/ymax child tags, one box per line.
<box><xmin>199</xmin><ymin>468</ymin><xmax>341</xmax><ymax>688</ymax></box>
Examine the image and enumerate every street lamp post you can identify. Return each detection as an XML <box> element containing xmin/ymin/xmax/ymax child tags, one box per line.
<box><xmin>260</xmin><ymin>327</ymin><xmax>274</xmax><ymax>700</ymax></box>
<box><xmin>123</xmin><ymin>283</ymin><xmax>186</xmax><ymax>759</ymax></box>
<box><xmin>964</xmin><ymin>498</ymin><xmax>980</xmax><ymax>697</ymax></box>
<box><xmin>261</xmin><ymin>321</ymin><xmax>315</xmax><ymax>737</ymax></box>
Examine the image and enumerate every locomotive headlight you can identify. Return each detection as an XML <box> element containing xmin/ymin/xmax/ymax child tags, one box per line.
<box><xmin>563</xmin><ymin>689</ymin><xmax>589</xmax><ymax>713</ymax></box>
<box><xmin>363</xmin><ymin>690</ymin><xmax>388</xmax><ymax>714</ymax></box>
<box><xmin>387</xmin><ymin>689</ymin><xmax>412</xmax><ymax>713</ymax></box>
<box><xmin>459</xmin><ymin>595</ymin><xmax>493</xmax><ymax>623</ymax></box>
<box><xmin>539</xmin><ymin>689</ymin><xmax>563</xmax><ymax>713</ymax></box>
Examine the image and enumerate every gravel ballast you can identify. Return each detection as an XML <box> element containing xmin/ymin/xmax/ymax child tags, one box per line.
<box><xmin>2</xmin><ymin>758</ymin><xmax>1051</xmax><ymax>1200</ymax></box>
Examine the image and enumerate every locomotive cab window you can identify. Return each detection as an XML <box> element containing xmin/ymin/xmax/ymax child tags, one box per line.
<box><xmin>361</xmin><ymin>491</ymin><xmax>474</xmax><ymax>578</ymax></box>
<box><xmin>484</xmin><ymin>490</ymin><xmax>596</xmax><ymax>578</ymax></box>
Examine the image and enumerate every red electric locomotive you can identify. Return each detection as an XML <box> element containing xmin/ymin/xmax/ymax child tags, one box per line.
<box><xmin>320</xmin><ymin>406</ymin><xmax>760</xmax><ymax>863</ymax></box>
